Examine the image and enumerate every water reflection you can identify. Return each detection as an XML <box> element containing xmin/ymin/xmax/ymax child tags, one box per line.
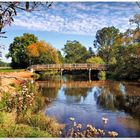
<box><xmin>64</xmin><ymin>88</ymin><xmax>90</xmax><ymax>103</ymax></box>
<box><xmin>37</xmin><ymin>77</ymin><xmax>140</xmax><ymax>137</ymax></box>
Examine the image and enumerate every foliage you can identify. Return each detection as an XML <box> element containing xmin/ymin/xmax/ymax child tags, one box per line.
<box><xmin>57</xmin><ymin>50</ymin><xmax>64</xmax><ymax>63</ymax></box>
<box><xmin>129</xmin><ymin>14</ymin><xmax>140</xmax><ymax>29</ymax></box>
<box><xmin>94</xmin><ymin>26</ymin><xmax>120</xmax><ymax>64</ymax></box>
<box><xmin>109</xmin><ymin>43</ymin><xmax>140</xmax><ymax>80</ymax></box>
<box><xmin>0</xmin><ymin>112</ymin><xmax>52</xmax><ymax>137</ymax></box>
<box><xmin>0</xmin><ymin>82</ymin><xmax>63</xmax><ymax>137</ymax></box>
<box><xmin>27</xmin><ymin>41</ymin><xmax>60</xmax><ymax>64</ymax></box>
<box><xmin>62</xmin><ymin>40</ymin><xmax>90</xmax><ymax>63</ymax></box>
<box><xmin>0</xmin><ymin>69</ymin><xmax>23</xmax><ymax>72</ymax></box>
<box><xmin>19</xmin><ymin>113</ymin><xmax>63</xmax><ymax>137</ymax></box>
<box><xmin>6</xmin><ymin>33</ymin><xmax>38</xmax><ymax>68</ymax></box>
<box><xmin>0</xmin><ymin>60</ymin><xmax>10</xmax><ymax>67</ymax></box>
<box><xmin>98</xmin><ymin>71</ymin><xmax>106</xmax><ymax>80</ymax></box>
<box><xmin>0</xmin><ymin>2</ymin><xmax>53</xmax><ymax>35</ymax></box>
<box><xmin>0</xmin><ymin>92</ymin><xmax>9</xmax><ymax>110</ymax></box>
<box><xmin>86</xmin><ymin>56</ymin><xmax>105</xmax><ymax>64</ymax></box>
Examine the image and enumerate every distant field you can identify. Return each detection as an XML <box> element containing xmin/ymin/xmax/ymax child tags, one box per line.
<box><xmin>0</xmin><ymin>67</ymin><xmax>24</xmax><ymax>72</ymax></box>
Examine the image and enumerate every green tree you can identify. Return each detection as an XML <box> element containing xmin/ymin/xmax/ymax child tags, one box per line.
<box><xmin>94</xmin><ymin>26</ymin><xmax>120</xmax><ymax>64</ymax></box>
<box><xmin>6</xmin><ymin>33</ymin><xmax>38</xmax><ymax>68</ymax></box>
<box><xmin>57</xmin><ymin>50</ymin><xmax>64</xmax><ymax>63</ymax></box>
<box><xmin>86</xmin><ymin>56</ymin><xmax>105</xmax><ymax>64</ymax></box>
<box><xmin>109</xmin><ymin>44</ymin><xmax>140</xmax><ymax>80</ymax></box>
<box><xmin>62</xmin><ymin>40</ymin><xmax>89</xmax><ymax>63</ymax></box>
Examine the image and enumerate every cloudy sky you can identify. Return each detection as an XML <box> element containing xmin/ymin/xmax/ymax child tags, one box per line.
<box><xmin>1</xmin><ymin>2</ymin><xmax>140</xmax><ymax>62</ymax></box>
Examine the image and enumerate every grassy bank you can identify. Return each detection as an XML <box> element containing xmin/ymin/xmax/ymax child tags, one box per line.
<box><xmin>0</xmin><ymin>68</ymin><xmax>24</xmax><ymax>72</ymax></box>
<box><xmin>0</xmin><ymin>82</ymin><xmax>63</xmax><ymax>137</ymax></box>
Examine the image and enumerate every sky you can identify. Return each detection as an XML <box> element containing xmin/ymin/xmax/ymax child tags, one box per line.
<box><xmin>0</xmin><ymin>2</ymin><xmax>140</xmax><ymax>62</ymax></box>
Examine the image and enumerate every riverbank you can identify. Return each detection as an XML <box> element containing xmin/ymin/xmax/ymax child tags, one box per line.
<box><xmin>0</xmin><ymin>70</ymin><xmax>33</xmax><ymax>99</ymax></box>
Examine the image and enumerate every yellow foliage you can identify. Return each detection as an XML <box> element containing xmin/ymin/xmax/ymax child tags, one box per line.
<box><xmin>26</xmin><ymin>41</ymin><xmax>60</xmax><ymax>64</ymax></box>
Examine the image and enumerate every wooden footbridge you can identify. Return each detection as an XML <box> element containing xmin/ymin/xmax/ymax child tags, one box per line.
<box><xmin>28</xmin><ymin>64</ymin><xmax>108</xmax><ymax>80</ymax></box>
<box><xmin>28</xmin><ymin>64</ymin><xmax>108</xmax><ymax>72</ymax></box>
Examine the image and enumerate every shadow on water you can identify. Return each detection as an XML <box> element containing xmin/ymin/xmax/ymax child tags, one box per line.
<box><xmin>36</xmin><ymin>74</ymin><xmax>140</xmax><ymax>137</ymax></box>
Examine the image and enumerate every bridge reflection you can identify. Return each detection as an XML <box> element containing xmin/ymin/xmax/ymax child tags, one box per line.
<box><xmin>37</xmin><ymin>80</ymin><xmax>106</xmax><ymax>88</ymax></box>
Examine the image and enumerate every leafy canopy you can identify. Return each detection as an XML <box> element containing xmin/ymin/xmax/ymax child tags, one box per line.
<box><xmin>6</xmin><ymin>33</ymin><xmax>38</xmax><ymax>68</ymax></box>
<box><xmin>86</xmin><ymin>56</ymin><xmax>105</xmax><ymax>64</ymax></box>
<box><xmin>27</xmin><ymin>41</ymin><xmax>60</xmax><ymax>64</ymax></box>
<box><xmin>62</xmin><ymin>40</ymin><xmax>89</xmax><ymax>63</ymax></box>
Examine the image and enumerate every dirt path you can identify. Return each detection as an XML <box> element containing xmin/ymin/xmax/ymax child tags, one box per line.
<box><xmin>0</xmin><ymin>71</ymin><xmax>33</xmax><ymax>98</ymax></box>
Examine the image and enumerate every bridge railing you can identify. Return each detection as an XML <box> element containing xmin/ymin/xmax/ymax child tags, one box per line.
<box><xmin>30</xmin><ymin>64</ymin><xmax>108</xmax><ymax>71</ymax></box>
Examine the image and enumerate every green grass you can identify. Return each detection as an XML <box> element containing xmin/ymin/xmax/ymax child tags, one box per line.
<box><xmin>0</xmin><ymin>68</ymin><xmax>24</xmax><ymax>72</ymax></box>
<box><xmin>0</xmin><ymin>111</ymin><xmax>62</xmax><ymax>137</ymax></box>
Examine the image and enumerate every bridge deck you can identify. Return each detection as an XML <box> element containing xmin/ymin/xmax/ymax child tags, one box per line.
<box><xmin>29</xmin><ymin>64</ymin><xmax>108</xmax><ymax>71</ymax></box>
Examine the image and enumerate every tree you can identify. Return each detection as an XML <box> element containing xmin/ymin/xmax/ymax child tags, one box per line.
<box><xmin>6</xmin><ymin>33</ymin><xmax>38</xmax><ymax>68</ymax></box>
<box><xmin>129</xmin><ymin>14</ymin><xmax>140</xmax><ymax>43</ymax></box>
<box><xmin>0</xmin><ymin>2</ymin><xmax>53</xmax><ymax>35</ymax></box>
<box><xmin>62</xmin><ymin>40</ymin><xmax>90</xmax><ymax>63</ymax></box>
<box><xmin>86</xmin><ymin>56</ymin><xmax>105</xmax><ymax>64</ymax></box>
<box><xmin>27</xmin><ymin>41</ymin><xmax>60</xmax><ymax>64</ymax></box>
<box><xmin>129</xmin><ymin>14</ymin><xmax>140</xmax><ymax>29</ymax></box>
<box><xmin>109</xmin><ymin>43</ymin><xmax>140</xmax><ymax>80</ymax></box>
<box><xmin>0</xmin><ymin>2</ymin><xmax>53</xmax><ymax>57</ymax></box>
<box><xmin>136</xmin><ymin>2</ymin><xmax>140</xmax><ymax>8</ymax></box>
<box><xmin>57</xmin><ymin>50</ymin><xmax>64</xmax><ymax>63</ymax></box>
<box><xmin>94</xmin><ymin>26</ymin><xmax>120</xmax><ymax>64</ymax></box>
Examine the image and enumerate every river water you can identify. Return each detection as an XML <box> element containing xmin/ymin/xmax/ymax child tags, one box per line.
<box><xmin>37</xmin><ymin>75</ymin><xmax>140</xmax><ymax>137</ymax></box>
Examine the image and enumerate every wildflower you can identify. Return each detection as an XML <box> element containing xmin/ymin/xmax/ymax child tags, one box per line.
<box><xmin>77</xmin><ymin>123</ymin><xmax>82</xmax><ymax>129</ymax></box>
<box><xmin>108</xmin><ymin>131</ymin><xmax>118</xmax><ymax>137</ymax></box>
<box><xmin>98</xmin><ymin>129</ymin><xmax>105</xmax><ymax>135</ymax></box>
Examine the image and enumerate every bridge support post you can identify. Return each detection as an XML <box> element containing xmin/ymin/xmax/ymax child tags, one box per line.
<box><xmin>89</xmin><ymin>68</ymin><xmax>91</xmax><ymax>81</ymax></box>
<box><xmin>60</xmin><ymin>69</ymin><xmax>63</xmax><ymax>80</ymax></box>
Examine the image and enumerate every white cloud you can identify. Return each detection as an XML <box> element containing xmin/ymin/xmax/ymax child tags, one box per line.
<box><xmin>13</xmin><ymin>2</ymin><xmax>140</xmax><ymax>36</ymax></box>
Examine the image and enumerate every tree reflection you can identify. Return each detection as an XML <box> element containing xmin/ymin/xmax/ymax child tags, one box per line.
<box><xmin>64</xmin><ymin>87</ymin><xmax>91</xmax><ymax>103</ymax></box>
<box><xmin>40</xmin><ymin>87</ymin><xmax>60</xmax><ymax>99</ymax></box>
<box><xmin>96</xmin><ymin>81</ymin><xmax>140</xmax><ymax>117</ymax></box>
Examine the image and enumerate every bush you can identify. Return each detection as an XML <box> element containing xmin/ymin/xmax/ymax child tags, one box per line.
<box><xmin>98</xmin><ymin>71</ymin><xmax>106</xmax><ymax>80</ymax></box>
<box><xmin>86</xmin><ymin>56</ymin><xmax>105</xmax><ymax>64</ymax></box>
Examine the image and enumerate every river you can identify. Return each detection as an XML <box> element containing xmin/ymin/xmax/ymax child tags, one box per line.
<box><xmin>36</xmin><ymin>75</ymin><xmax>140</xmax><ymax>137</ymax></box>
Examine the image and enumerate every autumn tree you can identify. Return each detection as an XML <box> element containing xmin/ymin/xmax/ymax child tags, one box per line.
<box><xmin>27</xmin><ymin>41</ymin><xmax>60</xmax><ymax>65</ymax></box>
<box><xmin>0</xmin><ymin>2</ymin><xmax>53</xmax><ymax>56</ymax></box>
<box><xmin>62</xmin><ymin>40</ymin><xmax>90</xmax><ymax>63</ymax></box>
<box><xmin>6</xmin><ymin>33</ymin><xmax>38</xmax><ymax>68</ymax></box>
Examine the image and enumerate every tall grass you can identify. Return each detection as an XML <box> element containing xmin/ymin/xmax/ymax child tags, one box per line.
<box><xmin>0</xmin><ymin>82</ymin><xmax>64</xmax><ymax>137</ymax></box>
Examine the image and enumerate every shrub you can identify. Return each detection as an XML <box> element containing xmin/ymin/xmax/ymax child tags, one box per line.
<box><xmin>86</xmin><ymin>56</ymin><xmax>105</xmax><ymax>64</ymax></box>
<box><xmin>98</xmin><ymin>71</ymin><xmax>106</xmax><ymax>80</ymax></box>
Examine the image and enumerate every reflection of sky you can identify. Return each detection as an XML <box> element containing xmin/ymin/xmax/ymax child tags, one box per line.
<box><xmin>45</xmin><ymin>84</ymin><xmax>140</xmax><ymax>137</ymax></box>
<box><xmin>119</xmin><ymin>83</ymin><xmax>127</xmax><ymax>95</ymax></box>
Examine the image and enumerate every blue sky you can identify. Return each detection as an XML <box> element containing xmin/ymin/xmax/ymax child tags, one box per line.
<box><xmin>0</xmin><ymin>2</ymin><xmax>139</xmax><ymax>62</ymax></box>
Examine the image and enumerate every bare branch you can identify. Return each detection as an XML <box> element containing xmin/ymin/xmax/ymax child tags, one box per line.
<box><xmin>136</xmin><ymin>2</ymin><xmax>140</xmax><ymax>8</ymax></box>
